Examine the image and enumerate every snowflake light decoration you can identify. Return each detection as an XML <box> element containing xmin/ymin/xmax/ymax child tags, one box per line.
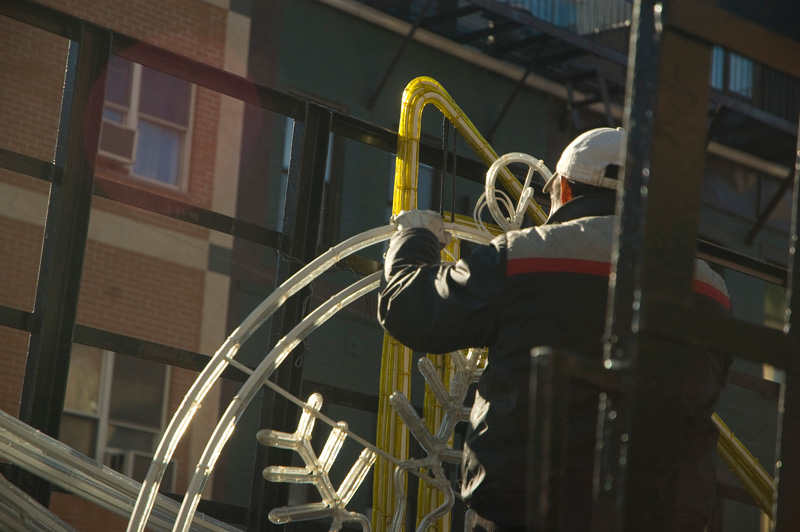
<box><xmin>389</xmin><ymin>348</ymin><xmax>485</xmax><ymax>532</ymax></box>
<box><xmin>256</xmin><ymin>393</ymin><xmax>376</xmax><ymax>532</ymax></box>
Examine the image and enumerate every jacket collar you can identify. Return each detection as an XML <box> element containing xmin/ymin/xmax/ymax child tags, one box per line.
<box><xmin>545</xmin><ymin>193</ymin><xmax>617</xmax><ymax>225</ymax></box>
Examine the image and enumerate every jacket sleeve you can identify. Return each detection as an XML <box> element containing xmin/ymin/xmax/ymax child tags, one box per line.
<box><xmin>377</xmin><ymin>227</ymin><xmax>506</xmax><ymax>354</ymax></box>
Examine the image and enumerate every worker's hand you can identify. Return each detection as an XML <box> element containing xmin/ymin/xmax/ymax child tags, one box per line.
<box><xmin>391</xmin><ymin>209</ymin><xmax>452</xmax><ymax>248</ymax></box>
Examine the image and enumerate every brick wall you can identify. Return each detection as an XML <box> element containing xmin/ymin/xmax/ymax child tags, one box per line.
<box><xmin>49</xmin><ymin>495</ymin><xmax>129</xmax><ymax>532</ymax></box>
<box><xmin>0</xmin><ymin>18</ymin><xmax>66</xmax><ymax>162</ymax></box>
<box><xmin>1</xmin><ymin>1</ymin><xmax>233</xmax><ymax>529</ymax></box>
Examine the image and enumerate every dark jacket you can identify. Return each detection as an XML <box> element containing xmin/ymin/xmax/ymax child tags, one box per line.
<box><xmin>378</xmin><ymin>195</ymin><xmax>730</xmax><ymax>530</ymax></box>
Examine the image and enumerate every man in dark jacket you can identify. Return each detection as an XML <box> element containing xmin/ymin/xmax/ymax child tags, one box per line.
<box><xmin>378</xmin><ymin>128</ymin><xmax>731</xmax><ymax>531</ymax></box>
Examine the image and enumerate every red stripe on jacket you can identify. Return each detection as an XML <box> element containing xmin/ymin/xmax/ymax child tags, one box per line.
<box><xmin>507</xmin><ymin>258</ymin><xmax>731</xmax><ymax>311</ymax></box>
<box><xmin>507</xmin><ymin>257</ymin><xmax>611</xmax><ymax>277</ymax></box>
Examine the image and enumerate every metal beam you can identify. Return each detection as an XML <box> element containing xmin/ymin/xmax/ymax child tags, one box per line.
<box><xmin>453</xmin><ymin>19</ymin><xmax>518</xmax><ymax>45</ymax></box>
<box><xmin>247</xmin><ymin>102</ymin><xmax>331</xmax><ymax>531</ymax></box>
<box><xmin>466</xmin><ymin>0</ymin><xmax>629</xmax><ymax>65</ymax></box>
<box><xmin>745</xmin><ymin>167</ymin><xmax>795</xmax><ymax>244</ymax></box>
<box><xmin>92</xmin><ymin>178</ymin><xmax>282</xmax><ymax>249</ymax></box>
<box><xmin>0</xmin><ymin>147</ymin><xmax>56</xmax><ymax>181</ymax></box>
<box><xmin>366</xmin><ymin>0</ymin><xmax>435</xmax><ymax>109</ymax></box>
<box><xmin>666</xmin><ymin>0</ymin><xmax>800</xmax><ymax>78</ymax></box>
<box><xmin>14</xmin><ymin>21</ymin><xmax>111</xmax><ymax>505</ymax></box>
<box><xmin>418</xmin><ymin>3</ymin><xmax>482</xmax><ymax>28</ymax></box>
<box><xmin>604</xmin><ymin>1</ymin><xmax>715</xmax><ymax>529</ymax></box>
<box><xmin>774</xmin><ymin>117</ymin><xmax>800</xmax><ymax>531</ymax></box>
<box><xmin>0</xmin><ymin>0</ymin><xmax>81</xmax><ymax>40</ymax></box>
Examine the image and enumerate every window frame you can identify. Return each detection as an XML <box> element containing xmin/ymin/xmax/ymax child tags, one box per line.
<box><xmin>61</xmin><ymin>347</ymin><xmax>174</xmax><ymax>489</ymax></box>
<box><xmin>99</xmin><ymin>57</ymin><xmax>196</xmax><ymax>192</ymax></box>
<box><xmin>280</xmin><ymin>90</ymin><xmax>347</xmax><ymax>247</ymax></box>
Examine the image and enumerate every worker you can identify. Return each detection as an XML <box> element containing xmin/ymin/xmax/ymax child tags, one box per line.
<box><xmin>377</xmin><ymin>127</ymin><xmax>731</xmax><ymax>531</ymax></box>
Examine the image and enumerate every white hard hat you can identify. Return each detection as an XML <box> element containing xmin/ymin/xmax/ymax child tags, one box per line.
<box><xmin>543</xmin><ymin>127</ymin><xmax>625</xmax><ymax>192</ymax></box>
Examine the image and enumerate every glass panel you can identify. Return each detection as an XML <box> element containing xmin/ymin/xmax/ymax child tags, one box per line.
<box><xmin>60</xmin><ymin>414</ymin><xmax>98</xmax><ymax>457</ymax></box>
<box><xmin>710</xmin><ymin>46</ymin><xmax>725</xmax><ymax>90</ymax></box>
<box><xmin>759</xmin><ymin>177</ymin><xmax>793</xmax><ymax>233</ymax></box>
<box><xmin>108</xmin><ymin>353</ymin><xmax>166</xmax><ymax>429</ymax></box>
<box><xmin>0</xmin><ymin>17</ymin><xmax>68</xmax><ymax>160</ymax></box>
<box><xmin>416</xmin><ymin>164</ymin><xmax>435</xmax><ymax>211</ymax></box>
<box><xmin>729</xmin><ymin>52</ymin><xmax>754</xmax><ymax>98</ymax></box>
<box><xmin>131</xmin><ymin>454</ymin><xmax>174</xmax><ymax>485</ymax></box>
<box><xmin>64</xmin><ymin>344</ymin><xmax>103</xmax><ymax>415</ymax></box>
<box><xmin>132</xmin><ymin>120</ymin><xmax>182</xmax><ymax>185</ymax></box>
<box><xmin>105</xmin><ymin>56</ymin><xmax>132</xmax><ymax>108</ymax></box>
<box><xmin>102</xmin><ymin>108</ymin><xmax>124</xmax><ymax>123</ymax></box>
<box><xmin>106</xmin><ymin>425</ymin><xmax>156</xmax><ymax>453</ymax></box>
<box><xmin>138</xmin><ymin>65</ymin><xmax>191</xmax><ymax>125</ymax></box>
<box><xmin>764</xmin><ymin>283</ymin><xmax>786</xmax><ymax>330</ymax></box>
<box><xmin>0</xmin><ymin>168</ymin><xmax>48</xmax><ymax>312</ymax></box>
<box><xmin>0</xmin><ymin>329</ymin><xmax>30</xmax><ymax>415</ymax></box>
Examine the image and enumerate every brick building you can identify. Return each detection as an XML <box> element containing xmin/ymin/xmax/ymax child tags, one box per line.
<box><xmin>1</xmin><ymin>0</ymin><xmax>250</xmax><ymax>529</ymax></box>
<box><xmin>2</xmin><ymin>1</ymin><xmax>800</xmax><ymax>531</ymax></box>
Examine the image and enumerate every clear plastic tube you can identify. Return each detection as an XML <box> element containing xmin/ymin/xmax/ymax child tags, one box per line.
<box><xmin>127</xmin><ymin>227</ymin><xmax>393</xmax><ymax>532</ymax></box>
<box><xmin>171</xmin><ymin>273</ymin><xmax>382</xmax><ymax>532</ymax></box>
<box><xmin>0</xmin><ymin>411</ymin><xmax>237</xmax><ymax>532</ymax></box>
<box><xmin>395</xmin><ymin>77</ymin><xmax>548</xmax><ymax>224</ymax></box>
<box><xmin>417</xmin><ymin>358</ymin><xmax>454</xmax><ymax>409</ymax></box>
<box><xmin>132</xmin><ymin>224</ymin><xmax>492</xmax><ymax>532</ymax></box>
<box><xmin>713</xmin><ymin>413</ymin><xmax>774</xmax><ymax>515</ymax></box>
<box><xmin>268</xmin><ymin>502</ymin><xmax>330</xmax><ymax>524</ymax></box>
<box><xmin>389</xmin><ymin>392</ymin><xmax>439</xmax><ymax>454</ymax></box>
<box><xmin>386</xmin><ymin>347</ymin><xmax>486</xmax><ymax>532</ymax></box>
<box><xmin>255</xmin><ymin>392</ymin><xmax>375</xmax><ymax>531</ymax></box>
<box><xmin>0</xmin><ymin>473</ymin><xmax>79</xmax><ymax>532</ymax></box>
<box><xmin>484</xmin><ymin>152</ymin><xmax>552</xmax><ymax>232</ymax></box>
<box><xmin>338</xmin><ymin>448</ymin><xmax>377</xmax><ymax>505</ymax></box>
<box><xmin>319</xmin><ymin>423</ymin><xmax>348</xmax><ymax>473</ymax></box>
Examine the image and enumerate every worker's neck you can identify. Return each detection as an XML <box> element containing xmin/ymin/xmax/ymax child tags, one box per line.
<box><xmin>545</xmin><ymin>193</ymin><xmax>617</xmax><ymax>225</ymax></box>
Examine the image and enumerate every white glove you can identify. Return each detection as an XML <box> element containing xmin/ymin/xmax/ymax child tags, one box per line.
<box><xmin>391</xmin><ymin>209</ymin><xmax>451</xmax><ymax>248</ymax></box>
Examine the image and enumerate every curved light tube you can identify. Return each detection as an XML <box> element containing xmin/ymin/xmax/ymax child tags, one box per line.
<box><xmin>0</xmin><ymin>411</ymin><xmax>237</xmax><ymax>532</ymax></box>
<box><xmin>713</xmin><ymin>413</ymin><xmax>774</xmax><ymax>516</ymax></box>
<box><xmin>170</xmin><ymin>272</ymin><xmax>383</xmax><ymax>532</ymax></box>
<box><xmin>128</xmin><ymin>224</ymin><xmax>491</xmax><ymax>532</ymax></box>
<box><xmin>170</xmin><ymin>242</ymin><xmax>491</xmax><ymax>532</ymax></box>
<box><xmin>484</xmin><ymin>152</ymin><xmax>553</xmax><ymax>232</ymax></box>
<box><xmin>127</xmin><ymin>225</ymin><xmax>395</xmax><ymax>532</ymax></box>
<box><xmin>394</xmin><ymin>77</ymin><xmax>548</xmax><ymax>224</ymax></box>
<box><xmin>130</xmin><ymin>221</ymin><xmax>493</xmax><ymax>531</ymax></box>
<box><xmin>0</xmin><ymin>473</ymin><xmax>78</xmax><ymax>532</ymax></box>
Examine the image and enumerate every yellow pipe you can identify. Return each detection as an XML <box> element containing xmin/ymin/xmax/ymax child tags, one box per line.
<box><xmin>713</xmin><ymin>412</ymin><xmax>775</xmax><ymax>517</ymax></box>
<box><xmin>377</xmin><ymin>76</ymin><xmax>775</xmax><ymax>528</ymax></box>
<box><xmin>393</xmin><ymin>76</ymin><xmax>548</xmax><ymax>224</ymax></box>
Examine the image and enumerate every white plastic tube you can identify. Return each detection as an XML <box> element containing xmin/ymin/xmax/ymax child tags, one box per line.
<box><xmin>171</xmin><ymin>272</ymin><xmax>382</xmax><ymax>532</ymax></box>
<box><xmin>127</xmin><ymin>226</ymin><xmax>394</xmax><ymax>532</ymax></box>
<box><xmin>484</xmin><ymin>152</ymin><xmax>552</xmax><ymax>232</ymax></box>
<box><xmin>0</xmin><ymin>473</ymin><xmax>79</xmax><ymax>532</ymax></box>
<box><xmin>131</xmin><ymin>224</ymin><xmax>493</xmax><ymax>532</ymax></box>
<box><xmin>0</xmin><ymin>411</ymin><xmax>237</xmax><ymax>532</ymax></box>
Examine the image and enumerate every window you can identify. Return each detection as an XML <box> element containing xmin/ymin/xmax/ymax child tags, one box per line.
<box><xmin>281</xmin><ymin>116</ymin><xmax>339</xmax><ymax>245</ymax></box>
<box><xmin>60</xmin><ymin>344</ymin><xmax>175</xmax><ymax>488</ymax></box>
<box><xmin>385</xmin><ymin>161</ymin><xmax>435</xmax><ymax>222</ymax></box>
<box><xmin>711</xmin><ymin>46</ymin><xmax>754</xmax><ymax>99</ymax></box>
<box><xmin>100</xmin><ymin>56</ymin><xmax>194</xmax><ymax>188</ymax></box>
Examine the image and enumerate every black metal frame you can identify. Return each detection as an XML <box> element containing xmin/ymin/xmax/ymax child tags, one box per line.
<box><xmin>0</xmin><ymin>0</ymin><xmax>503</xmax><ymax>525</ymax></box>
<box><xmin>3</xmin><ymin>0</ymin><xmax>800</xmax><ymax>530</ymax></box>
<box><xmin>524</xmin><ymin>1</ymin><xmax>800</xmax><ymax>531</ymax></box>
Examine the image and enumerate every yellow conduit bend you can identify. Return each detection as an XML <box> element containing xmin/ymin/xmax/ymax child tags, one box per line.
<box><xmin>392</xmin><ymin>76</ymin><xmax>548</xmax><ymax>224</ymax></box>
<box><xmin>713</xmin><ymin>413</ymin><xmax>775</xmax><ymax>516</ymax></box>
<box><xmin>379</xmin><ymin>75</ymin><xmax>777</xmax><ymax>528</ymax></box>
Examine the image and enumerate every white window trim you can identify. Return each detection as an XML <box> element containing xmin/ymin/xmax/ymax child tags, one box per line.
<box><xmin>62</xmin><ymin>349</ymin><xmax>172</xmax><ymax>483</ymax></box>
<box><xmin>99</xmin><ymin>60</ymin><xmax>195</xmax><ymax>192</ymax></box>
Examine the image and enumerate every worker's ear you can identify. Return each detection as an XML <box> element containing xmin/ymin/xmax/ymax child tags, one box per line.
<box><xmin>559</xmin><ymin>175</ymin><xmax>573</xmax><ymax>205</ymax></box>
